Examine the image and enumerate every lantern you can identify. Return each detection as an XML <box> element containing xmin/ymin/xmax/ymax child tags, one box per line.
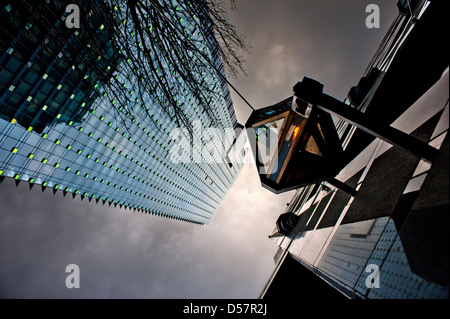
<box><xmin>245</xmin><ymin>78</ymin><xmax>345</xmax><ymax>194</ymax></box>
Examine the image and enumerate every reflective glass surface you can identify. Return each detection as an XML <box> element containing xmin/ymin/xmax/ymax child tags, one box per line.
<box><xmin>0</xmin><ymin>1</ymin><xmax>243</xmax><ymax>225</ymax></box>
<box><xmin>271</xmin><ymin>71</ymin><xmax>449</xmax><ymax>298</ymax></box>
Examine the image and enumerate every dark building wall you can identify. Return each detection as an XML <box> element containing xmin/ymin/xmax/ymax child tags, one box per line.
<box><xmin>344</xmin><ymin>0</ymin><xmax>449</xmax><ymax>163</ymax></box>
<box><xmin>263</xmin><ymin>253</ymin><xmax>346</xmax><ymax>300</ymax></box>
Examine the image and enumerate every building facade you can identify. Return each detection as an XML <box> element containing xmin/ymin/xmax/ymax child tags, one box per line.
<box><xmin>0</xmin><ymin>0</ymin><xmax>243</xmax><ymax>225</ymax></box>
<box><xmin>261</xmin><ymin>0</ymin><xmax>449</xmax><ymax>299</ymax></box>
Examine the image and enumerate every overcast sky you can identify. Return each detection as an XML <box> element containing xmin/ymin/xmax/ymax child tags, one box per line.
<box><xmin>0</xmin><ymin>0</ymin><xmax>397</xmax><ymax>299</ymax></box>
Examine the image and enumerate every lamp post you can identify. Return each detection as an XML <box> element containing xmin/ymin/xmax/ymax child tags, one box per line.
<box><xmin>243</xmin><ymin>76</ymin><xmax>438</xmax><ymax>197</ymax></box>
<box><xmin>294</xmin><ymin>77</ymin><xmax>438</xmax><ymax>164</ymax></box>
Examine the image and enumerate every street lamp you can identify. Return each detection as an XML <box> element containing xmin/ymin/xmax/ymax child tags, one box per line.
<box><xmin>245</xmin><ymin>76</ymin><xmax>438</xmax><ymax>196</ymax></box>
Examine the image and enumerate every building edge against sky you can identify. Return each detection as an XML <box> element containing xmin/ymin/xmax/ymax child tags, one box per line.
<box><xmin>260</xmin><ymin>0</ymin><xmax>449</xmax><ymax>299</ymax></box>
<box><xmin>0</xmin><ymin>0</ymin><xmax>244</xmax><ymax>225</ymax></box>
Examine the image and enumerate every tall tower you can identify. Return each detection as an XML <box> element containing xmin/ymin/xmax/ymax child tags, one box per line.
<box><xmin>0</xmin><ymin>0</ymin><xmax>244</xmax><ymax>225</ymax></box>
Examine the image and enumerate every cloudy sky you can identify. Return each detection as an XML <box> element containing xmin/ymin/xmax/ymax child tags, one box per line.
<box><xmin>0</xmin><ymin>0</ymin><xmax>397</xmax><ymax>299</ymax></box>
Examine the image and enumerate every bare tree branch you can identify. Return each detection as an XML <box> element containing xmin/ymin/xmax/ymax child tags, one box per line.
<box><xmin>2</xmin><ymin>0</ymin><xmax>249</xmax><ymax>136</ymax></box>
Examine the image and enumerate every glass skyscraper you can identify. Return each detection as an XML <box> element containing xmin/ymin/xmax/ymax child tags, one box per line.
<box><xmin>0</xmin><ymin>0</ymin><xmax>243</xmax><ymax>225</ymax></box>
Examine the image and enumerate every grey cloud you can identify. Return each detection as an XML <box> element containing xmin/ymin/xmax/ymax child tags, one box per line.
<box><xmin>1</xmin><ymin>0</ymin><xmax>398</xmax><ymax>299</ymax></box>
<box><xmin>0</xmin><ymin>166</ymin><xmax>290</xmax><ymax>299</ymax></box>
<box><xmin>231</xmin><ymin>0</ymin><xmax>397</xmax><ymax>123</ymax></box>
